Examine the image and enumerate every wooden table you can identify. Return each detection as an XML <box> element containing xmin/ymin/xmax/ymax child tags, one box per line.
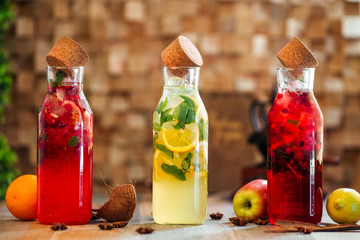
<box><xmin>0</xmin><ymin>193</ymin><xmax>359</xmax><ymax>240</ymax></box>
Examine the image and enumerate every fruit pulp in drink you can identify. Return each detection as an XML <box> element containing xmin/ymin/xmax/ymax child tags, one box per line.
<box><xmin>267</xmin><ymin>90</ymin><xmax>323</xmax><ymax>224</ymax></box>
<box><xmin>153</xmin><ymin>86</ymin><xmax>208</xmax><ymax>224</ymax></box>
<box><xmin>37</xmin><ymin>84</ymin><xmax>93</xmax><ymax>225</ymax></box>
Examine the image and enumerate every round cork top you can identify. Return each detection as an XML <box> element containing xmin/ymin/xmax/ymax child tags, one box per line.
<box><xmin>46</xmin><ymin>37</ymin><xmax>89</xmax><ymax>67</ymax></box>
<box><xmin>161</xmin><ymin>35</ymin><xmax>203</xmax><ymax>68</ymax></box>
<box><xmin>277</xmin><ymin>37</ymin><xmax>318</xmax><ymax>70</ymax></box>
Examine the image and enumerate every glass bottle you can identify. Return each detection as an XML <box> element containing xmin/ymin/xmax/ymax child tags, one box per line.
<box><xmin>153</xmin><ymin>67</ymin><xmax>208</xmax><ymax>224</ymax></box>
<box><xmin>37</xmin><ymin>66</ymin><xmax>93</xmax><ymax>224</ymax></box>
<box><xmin>267</xmin><ymin>68</ymin><xmax>323</xmax><ymax>224</ymax></box>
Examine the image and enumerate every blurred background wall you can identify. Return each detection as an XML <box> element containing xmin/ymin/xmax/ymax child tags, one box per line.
<box><xmin>1</xmin><ymin>0</ymin><xmax>359</xmax><ymax>194</ymax></box>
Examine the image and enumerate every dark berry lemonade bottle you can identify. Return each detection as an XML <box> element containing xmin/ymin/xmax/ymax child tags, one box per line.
<box><xmin>267</xmin><ymin>68</ymin><xmax>323</xmax><ymax>224</ymax></box>
<box><xmin>37</xmin><ymin>67</ymin><xmax>93</xmax><ymax>224</ymax></box>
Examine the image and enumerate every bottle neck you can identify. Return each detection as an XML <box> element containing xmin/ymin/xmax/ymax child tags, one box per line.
<box><xmin>163</xmin><ymin>67</ymin><xmax>200</xmax><ymax>89</ymax></box>
<box><xmin>46</xmin><ymin>66</ymin><xmax>84</xmax><ymax>92</ymax></box>
<box><xmin>277</xmin><ymin>68</ymin><xmax>315</xmax><ymax>92</ymax></box>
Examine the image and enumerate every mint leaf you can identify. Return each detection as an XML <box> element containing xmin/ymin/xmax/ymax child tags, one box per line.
<box><xmin>182</xmin><ymin>153</ymin><xmax>193</xmax><ymax>170</ymax></box>
<box><xmin>50</xmin><ymin>70</ymin><xmax>65</xmax><ymax>87</ymax></box>
<box><xmin>173</xmin><ymin>102</ymin><xmax>188</xmax><ymax>129</ymax></box>
<box><xmin>161</xmin><ymin>163</ymin><xmax>186</xmax><ymax>181</ymax></box>
<box><xmin>56</xmin><ymin>70</ymin><xmax>65</xmax><ymax>82</ymax></box>
<box><xmin>68</xmin><ymin>136</ymin><xmax>80</xmax><ymax>147</ymax></box>
<box><xmin>156</xmin><ymin>144</ymin><xmax>173</xmax><ymax>159</ymax></box>
<box><xmin>160</xmin><ymin>108</ymin><xmax>173</xmax><ymax>126</ymax></box>
<box><xmin>198</xmin><ymin>119</ymin><xmax>207</xmax><ymax>141</ymax></box>
<box><xmin>181</xmin><ymin>159</ymin><xmax>190</xmax><ymax>170</ymax></box>
<box><xmin>298</xmin><ymin>78</ymin><xmax>304</xmax><ymax>83</ymax></box>
<box><xmin>287</xmin><ymin>119</ymin><xmax>301</xmax><ymax>127</ymax></box>
<box><xmin>181</xmin><ymin>152</ymin><xmax>193</xmax><ymax>171</ymax></box>
<box><xmin>156</xmin><ymin>97</ymin><xmax>168</xmax><ymax>114</ymax></box>
<box><xmin>180</xmin><ymin>95</ymin><xmax>196</xmax><ymax>110</ymax></box>
<box><xmin>185</xmin><ymin>108</ymin><xmax>195</xmax><ymax>124</ymax></box>
<box><xmin>153</xmin><ymin>122</ymin><xmax>161</xmax><ymax>131</ymax></box>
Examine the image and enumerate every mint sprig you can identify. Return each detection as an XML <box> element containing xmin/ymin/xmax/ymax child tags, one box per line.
<box><xmin>161</xmin><ymin>163</ymin><xmax>186</xmax><ymax>181</ymax></box>
<box><xmin>298</xmin><ymin>78</ymin><xmax>304</xmax><ymax>83</ymax></box>
<box><xmin>50</xmin><ymin>70</ymin><xmax>65</xmax><ymax>87</ymax></box>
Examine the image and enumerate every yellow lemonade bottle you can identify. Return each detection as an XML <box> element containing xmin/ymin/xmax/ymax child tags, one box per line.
<box><xmin>153</xmin><ymin>67</ymin><xmax>208</xmax><ymax>224</ymax></box>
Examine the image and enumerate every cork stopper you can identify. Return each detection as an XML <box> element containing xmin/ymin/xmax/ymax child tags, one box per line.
<box><xmin>277</xmin><ymin>37</ymin><xmax>318</xmax><ymax>79</ymax></box>
<box><xmin>161</xmin><ymin>35</ymin><xmax>203</xmax><ymax>77</ymax></box>
<box><xmin>46</xmin><ymin>37</ymin><xmax>89</xmax><ymax>67</ymax></box>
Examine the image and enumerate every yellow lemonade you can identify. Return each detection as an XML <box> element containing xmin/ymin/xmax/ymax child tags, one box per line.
<box><xmin>153</xmin><ymin>67</ymin><xmax>208</xmax><ymax>224</ymax></box>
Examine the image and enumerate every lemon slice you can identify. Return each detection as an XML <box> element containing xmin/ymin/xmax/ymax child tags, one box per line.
<box><xmin>161</xmin><ymin>122</ymin><xmax>199</xmax><ymax>153</ymax></box>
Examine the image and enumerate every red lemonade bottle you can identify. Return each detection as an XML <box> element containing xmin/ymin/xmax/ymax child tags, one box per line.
<box><xmin>37</xmin><ymin>66</ymin><xmax>93</xmax><ymax>224</ymax></box>
<box><xmin>267</xmin><ymin>68</ymin><xmax>323</xmax><ymax>224</ymax></box>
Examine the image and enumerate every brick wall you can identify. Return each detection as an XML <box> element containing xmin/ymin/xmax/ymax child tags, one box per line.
<box><xmin>2</xmin><ymin>0</ymin><xmax>360</xmax><ymax>192</ymax></box>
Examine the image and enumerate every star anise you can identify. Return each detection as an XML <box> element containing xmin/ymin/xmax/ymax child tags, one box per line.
<box><xmin>98</xmin><ymin>222</ymin><xmax>114</xmax><ymax>230</ymax></box>
<box><xmin>229</xmin><ymin>217</ymin><xmax>248</xmax><ymax>226</ymax></box>
<box><xmin>51</xmin><ymin>223</ymin><xmax>67</xmax><ymax>231</ymax></box>
<box><xmin>136</xmin><ymin>227</ymin><xmax>154</xmax><ymax>234</ymax></box>
<box><xmin>253</xmin><ymin>219</ymin><xmax>270</xmax><ymax>225</ymax></box>
<box><xmin>113</xmin><ymin>221</ymin><xmax>128</xmax><ymax>228</ymax></box>
<box><xmin>296</xmin><ymin>226</ymin><xmax>313</xmax><ymax>234</ymax></box>
<box><xmin>210</xmin><ymin>212</ymin><xmax>223</xmax><ymax>220</ymax></box>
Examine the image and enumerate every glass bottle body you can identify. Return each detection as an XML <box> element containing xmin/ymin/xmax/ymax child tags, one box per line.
<box><xmin>37</xmin><ymin>67</ymin><xmax>93</xmax><ymax>225</ymax></box>
<box><xmin>267</xmin><ymin>68</ymin><xmax>323</xmax><ymax>224</ymax></box>
<box><xmin>152</xmin><ymin>67</ymin><xmax>208</xmax><ymax>224</ymax></box>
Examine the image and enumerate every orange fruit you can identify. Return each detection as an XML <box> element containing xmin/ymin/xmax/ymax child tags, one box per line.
<box><xmin>5</xmin><ymin>174</ymin><xmax>37</xmax><ymax>220</ymax></box>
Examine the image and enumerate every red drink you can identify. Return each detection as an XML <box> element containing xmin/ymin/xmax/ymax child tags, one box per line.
<box><xmin>267</xmin><ymin>68</ymin><xmax>323</xmax><ymax>224</ymax></box>
<box><xmin>37</xmin><ymin>67</ymin><xmax>93</xmax><ymax>224</ymax></box>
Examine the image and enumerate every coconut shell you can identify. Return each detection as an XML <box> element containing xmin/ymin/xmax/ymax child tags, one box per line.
<box><xmin>97</xmin><ymin>184</ymin><xmax>137</xmax><ymax>222</ymax></box>
<box><xmin>161</xmin><ymin>35</ymin><xmax>203</xmax><ymax>77</ymax></box>
<box><xmin>46</xmin><ymin>37</ymin><xmax>89</xmax><ymax>67</ymax></box>
<box><xmin>277</xmin><ymin>37</ymin><xmax>318</xmax><ymax>79</ymax></box>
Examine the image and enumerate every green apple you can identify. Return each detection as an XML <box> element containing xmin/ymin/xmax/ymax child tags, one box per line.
<box><xmin>232</xmin><ymin>179</ymin><xmax>267</xmax><ymax>221</ymax></box>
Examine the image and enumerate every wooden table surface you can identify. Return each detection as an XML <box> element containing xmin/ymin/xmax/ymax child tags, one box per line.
<box><xmin>0</xmin><ymin>192</ymin><xmax>359</xmax><ymax>240</ymax></box>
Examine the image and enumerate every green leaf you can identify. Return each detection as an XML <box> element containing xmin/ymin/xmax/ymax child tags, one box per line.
<box><xmin>198</xmin><ymin>119</ymin><xmax>207</xmax><ymax>141</ymax></box>
<box><xmin>50</xmin><ymin>70</ymin><xmax>65</xmax><ymax>87</ymax></box>
<box><xmin>287</xmin><ymin>119</ymin><xmax>301</xmax><ymax>127</ymax></box>
<box><xmin>173</xmin><ymin>102</ymin><xmax>188</xmax><ymax>129</ymax></box>
<box><xmin>68</xmin><ymin>136</ymin><xmax>80</xmax><ymax>147</ymax></box>
<box><xmin>153</xmin><ymin>122</ymin><xmax>161</xmax><ymax>132</ymax></box>
<box><xmin>185</xmin><ymin>108</ymin><xmax>195</xmax><ymax>124</ymax></box>
<box><xmin>161</xmin><ymin>163</ymin><xmax>186</xmax><ymax>181</ymax></box>
<box><xmin>298</xmin><ymin>78</ymin><xmax>304</xmax><ymax>83</ymax></box>
<box><xmin>180</xmin><ymin>95</ymin><xmax>196</xmax><ymax>110</ymax></box>
<box><xmin>181</xmin><ymin>159</ymin><xmax>190</xmax><ymax>170</ymax></box>
<box><xmin>181</xmin><ymin>152</ymin><xmax>193</xmax><ymax>171</ymax></box>
<box><xmin>160</xmin><ymin>108</ymin><xmax>173</xmax><ymax>126</ymax></box>
<box><xmin>156</xmin><ymin>144</ymin><xmax>173</xmax><ymax>159</ymax></box>
<box><xmin>156</xmin><ymin>97</ymin><xmax>168</xmax><ymax>114</ymax></box>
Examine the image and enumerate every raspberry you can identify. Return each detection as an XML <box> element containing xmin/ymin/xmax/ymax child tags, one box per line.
<box><xmin>294</xmin><ymin>151</ymin><xmax>304</xmax><ymax>161</ymax></box>
<box><xmin>291</xmin><ymin>146</ymin><xmax>298</xmax><ymax>152</ymax></box>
